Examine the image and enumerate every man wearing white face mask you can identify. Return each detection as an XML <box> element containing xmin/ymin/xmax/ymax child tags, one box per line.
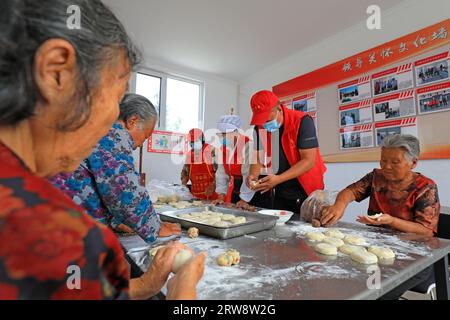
<box><xmin>213</xmin><ymin>115</ymin><xmax>255</xmax><ymax>208</ymax></box>
<box><xmin>181</xmin><ymin>128</ymin><xmax>218</xmax><ymax>200</ymax></box>
<box><xmin>247</xmin><ymin>90</ymin><xmax>327</xmax><ymax>216</ymax></box>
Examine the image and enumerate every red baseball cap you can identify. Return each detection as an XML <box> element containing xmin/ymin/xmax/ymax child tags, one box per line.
<box><xmin>188</xmin><ymin>128</ymin><xmax>203</xmax><ymax>142</ymax></box>
<box><xmin>250</xmin><ymin>90</ymin><xmax>279</xmax><ymax>125</ymax></box>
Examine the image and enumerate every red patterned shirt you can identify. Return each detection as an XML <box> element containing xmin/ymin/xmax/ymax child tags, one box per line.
<box><xmin>347</xmin><ymin>169</ymin><xmax>440</xmax><ymax>234</ymax></box>
<box><xmin>0</xmin><ymin>142</ymin><xmax>130</xmax><ymax>299</ymax></box>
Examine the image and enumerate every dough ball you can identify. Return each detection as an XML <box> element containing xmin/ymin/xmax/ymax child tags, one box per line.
<box><xmin>226</xmin><ymin>249</ymin><xmax>240</xmax><ymax>265</ymax></box>
<box><xmin>339</xmin><ymin>244</ymin><xmax>367</xmax><ymax>255</ymax></box>
<box><xmin>368</xmin><ymin>246</ymin><xmax>395</xmax><ymax>260</ymax></box>
<box><xmin>311</xmin><ymin>219</ymin><xmax>322</xmax><ymax>228</ymax></box>
<box><xmin>216</xmin><ymin>253</ymin><xmax>233</xmax><ymax>267</ymax></box>
<box><xmin>323</xmin><ymin>237</ymin><xmax>345</xmax><ymax>248</ymax></box>
<box><xmin>305</xmin><ymin>231</ymin><xmax>325</xmax><ymax>242</ymax></box>
<box><xmin>169</xmin><ymin>195</ymin><xmax>179</xmax><ymax>202</ymax></box>
<box><xmin>213</xmin><ymin>221</ymin><xmax>230</xmax><ymax>228</ymax></box>
<box><xmin>324</xmin><ymin>229</ymin><xmax>345</xmax><ymax>239</ymax></box>
<box><xmin>367</xmin><ymin>213</ymin><xmax>383</xmax><ymax>219</ymax></box>
<box><xmin>343</xmin><ymin>235</ymin><xmax>367</xmax><ymax>246</ymax></box>
<box><xmin>192</xmin><ymin>201</ymin><xmax>203</xmax><ymax>206</ymax></box>
<box><xmin>187</xmin><ymin>227</ymin><xmax>199</xmax><ymax>239</ymax></box>
<box><xmin>350</xmin><ymin>251</ymin><xmax>378</xmax><ymax>264</ymax></box>
<box><xmin>178</xmin><ymin>213</ymin><xmax>192</xmax><ymax>219</ymax></box>
<box><xmin>314</xmin><ymin>243</ymin><xmax>338</xmax><ymax>256</ymax></box>
<box><xmin>231</xmin><ymin>216</ymin><xmax>247</xmax><ymax>225</ymax></box>
<box><xmin>221</xmin><ymin>214</ymin><xmax>236</xmax><ymax>221</ymax></box>
<box><xmin>172</xmin><ymin>249</ymin><xmax>193</xmax><ymax>273</ymax></box>
<box><xmin>168</xmin><ymin>201</ymin><xmax>178</xmax><ymax>207</ymax></box>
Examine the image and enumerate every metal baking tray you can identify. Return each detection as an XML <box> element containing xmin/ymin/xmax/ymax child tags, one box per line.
<box><xmin>159</xmin><ymin>206</ymin><xmax>277</xmax><ymax>240</ymax></box>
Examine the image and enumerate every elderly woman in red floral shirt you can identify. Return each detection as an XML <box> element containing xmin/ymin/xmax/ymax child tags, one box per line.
<box><xmin>320</xmin><ymin>133</ymin><xmax>440</xmax><ymax>300</ymax></box>
<box><xmin>0</xmin><ymin>0</ymin><xmax>204</xmax><ymax>300</ymax></box>
<box><xmin>321</xmin><ymin>134</ymin><xmax>440</xmax><ymax>236</ymax></box>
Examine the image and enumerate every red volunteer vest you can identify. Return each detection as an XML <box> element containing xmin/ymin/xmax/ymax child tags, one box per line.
<box><xmin>222</xmin><ymin>135</ymin><xmax>250</xmax><ymax>203</ymax></box>
<box><xmin>260</xmin><ymin>105</ymin><xmax>326</xmax><ymax>196</ymax></box>
<box><xmin>187</xmin><ymin>144</ymin><xmax>218</xmax><ymax>200</ymax></box>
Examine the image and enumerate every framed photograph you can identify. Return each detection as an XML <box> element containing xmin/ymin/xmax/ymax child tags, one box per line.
<box><xmin>372</xmin><ymin>63</ymin><xmax>414</xmax><ymax>97</ymax></box>
<box><xmin>417</xmin><ymin>81</ymin><xmax>450</xmax><ymax>115</ymax></box>
<box><xmin>292</xmin><ymin>92</ymin><xmax>317</xmax><ymax>112</ymax></box>
<box><xmin>339</xmin><ymin>99</ymin><xmax>373</xmax><ymax>127</ymax></box>
<box><xmin>338</xmin><ymin>76</ymin><xmax>371</xmax><ymax>105</ymax></box>
<box><xmin>375</xmin><ymin>117</ymin><xmax>418</xmax><ymax>146</ymax></box>
<box><xmin>147</xmin><ymin>130</ymin><xmax>187</xmax><ymax>155</ymax></box>
<box><xmin>415</xmin><ymin>52</ymin><xmax>450</xmax><ymax>87</ymax></box>
<box><xmin>373</xmin><ymin>90</ymin><xmax>416</xmax><ymax>122</ymax></box>
<box><xmin>339</xmin><ymin>124</ymin><xmax>374</xmax><ymax>150</ymax></box>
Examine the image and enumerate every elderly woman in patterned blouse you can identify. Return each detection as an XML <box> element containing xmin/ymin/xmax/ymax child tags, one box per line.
<box><xmin>321</xmin><ymin>134</ymin><xmax>440</xmax><ymax>236</ymax></box>
<box><xmin>0</xmin><ymin>0</ymin><xmax>204</xmax><ymax>300</ymax></box>
<box><xmin>51</xmin><ymin>93</ymin><xmax>181</xmax><ymax>242</ymax></box>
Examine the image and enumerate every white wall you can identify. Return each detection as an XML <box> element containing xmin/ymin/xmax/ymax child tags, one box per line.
<box><xmin>238</xmin><ymin>0</ymin><xmax>450</xmax><ymax>221</ymax></box>
<box><xmin>135</xmin><ymin>58</ymin><xmax>239</xmax><ymax>184</ymax></box>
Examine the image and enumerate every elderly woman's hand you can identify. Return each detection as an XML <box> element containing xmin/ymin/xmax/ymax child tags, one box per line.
<box><xmin>320</xmin><ymin>203</ymin><xmax>346</xmax><ymax>227</ymax></box>
<box><xmin>357</xmin><ymin>214</ymin><xmax>394</xmax><ymax>226</ymax></box>
<box><xmin>166</xmin><ymin>252</ymin><xmax>206</xmax><ymax>300</ymax></box>
<box><xmin>129</xmin><ymin>241</ymin><xmax>189</xmax><ymax>300</ymax></box>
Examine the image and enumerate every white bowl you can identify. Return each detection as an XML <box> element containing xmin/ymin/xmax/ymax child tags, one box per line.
<box><xmin>258</xmin><ymin>209</ymin><xmax>294</xmax><ymax>225</ymax></box>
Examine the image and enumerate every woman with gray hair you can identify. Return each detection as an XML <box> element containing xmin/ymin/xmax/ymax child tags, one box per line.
<box><xmin>320</xmin><ymin>134</ymin><xmax>440</xmax><ymax>299</ymax></box>
<box><xmin>321</xmin><ymin>134</ymin><xmax>440</xmax><ymax>235</ymax></box>
<box><xmin>0</xmin><ymin>0</ymin><xmax>204</xmax><ymax>300</ymax></box>
<box><xmin>52</xmin><ymin>93</ymin><xmax>182</xmax><ymax>245</ymax></box>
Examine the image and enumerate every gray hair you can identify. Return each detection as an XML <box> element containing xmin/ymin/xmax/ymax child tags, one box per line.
<box><xmin>119</xmin><ymin>93</ymin><xmax>158</xmax><ymax>126</ymax></box>
<box><xmin>0</xmin><ymin>0</ymin><xmax>141</xmax><ymax>131</ymax></box>
<box><xmin>381</xmin><ymin>134</ymin><xmax>420</xmax><ymax>162</ymax></box>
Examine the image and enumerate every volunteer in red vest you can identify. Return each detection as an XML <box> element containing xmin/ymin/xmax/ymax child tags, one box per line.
<box><xmin>181</xmin><ymin>128</ymin><xmax>218</xmax><ymax>200</ymax></box>
<box><xmin>214</xmin><ymin>115</ymin><xmax>255</xmax><ymax>208</ymax></box>
<box><xmin>247</xmin><ymin>90</ymin><xmax>327</xmax><ymax>215</ymax></box>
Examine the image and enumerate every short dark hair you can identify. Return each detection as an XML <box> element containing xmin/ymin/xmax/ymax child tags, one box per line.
<box><xmin>0</xmin><ymin>0</ymin><xmax>141</xmax><ymax>130</ymax></box>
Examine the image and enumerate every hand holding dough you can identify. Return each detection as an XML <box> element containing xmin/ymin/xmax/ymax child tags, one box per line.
<box><xmin>172</xmin><ymin>249</ymin><xmax>193</xmax><ymax>273</ymax></box>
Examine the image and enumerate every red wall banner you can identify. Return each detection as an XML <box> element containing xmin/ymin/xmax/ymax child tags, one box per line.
<box><xmin>273</xmin><ymin>19</ymin><xmax>450</xmax><ymax>98</ymax></box>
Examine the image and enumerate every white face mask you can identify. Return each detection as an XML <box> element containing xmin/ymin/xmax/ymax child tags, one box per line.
<box><xmin>193</xmin><ymin>141</ymin><xmax>203</xmax><ymax>151</ymax></box>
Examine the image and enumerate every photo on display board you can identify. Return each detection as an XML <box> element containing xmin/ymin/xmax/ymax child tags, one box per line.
<box><xmin>340</xmin><ymin>110</ymin><xmax>359</xmax><ymax>126</ymax></box>
<box><xmin>293</xmin><ymin>98</ymin><xmax>308</xmax><ymax>111</ymax></box>
<box><xmin>372</xmin><ymin>63</ymin><xmax>414</xmax><ymax>97</ymax></box>
<box><xmin>417</xmin><ymin>81</ymin><xmax>450</xmax><ymax>115</ymax></box>
<box><xmin>337</xmin><ymin>76</ymin><xmax>371</xmax><ymax>105</ymax></box>
<box><xmin>415</xmin><ymin>52</ymin><xmax>450</xmax><ymax>87</ymax></box>
<box><xmin>339</xmin><ymin>100</ymin><xmax>373</xmax><ymax>127</ymax></box>
<box><xmin>339</xmin><ymin>124</ymin><xmax>374</xmax><ymax>150</ymax></box>
<box><xmin>374</xmin><ymin>117</ymin><xmax>418</xmax><ymax>147</ymax></box>
<box><xmin>373</xmin><ymin>90</ymin><xmax>416</xmax><ymax>122</ymax></box>
<box><xmin>376</xmin><ymin>127</ymin><xmax>401</xmax><ymax>146</ymax></box>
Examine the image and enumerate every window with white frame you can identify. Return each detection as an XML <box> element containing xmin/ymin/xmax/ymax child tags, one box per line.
<box><xmin>134</xmin><ymin>71</ymin><xmax>203</xmax><ymax>133</ymax></box>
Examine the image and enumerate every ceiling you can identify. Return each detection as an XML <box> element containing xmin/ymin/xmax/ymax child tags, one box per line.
<box><xmin>103</xmin><ymin>0</ymin><xmax>407</xmax><ymax>81</ymax></box>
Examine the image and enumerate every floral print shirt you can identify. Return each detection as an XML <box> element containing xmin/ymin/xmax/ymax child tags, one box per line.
<box><xmin>0</xmin><ymin>142</ymin><xmax>130</xmax><ymax>299</ymax></box>
<box><xmin>347</xmin><ymin>169</ymin><xmax>440</xmax><ymax>234</ymax></box>
<box><xmin>51</xmin><ymin>123</ymin><xmax>160</xmax><ymax>243</ymax></box>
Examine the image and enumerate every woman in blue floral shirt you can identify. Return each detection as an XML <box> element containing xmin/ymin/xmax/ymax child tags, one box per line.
<box><xmin>52</xmin><ymin>94</ymin><xmax>181</xmax><ymax>243</ymax></box>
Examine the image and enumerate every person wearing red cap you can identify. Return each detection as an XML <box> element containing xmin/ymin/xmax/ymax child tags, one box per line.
<box><xmin>247</xmin><ymin>90</ymin><xmax>327</xmax><ymax>215</ymax></box>
<box><xmin>181</xmin><ymin>128</ymin><xmax>218</xmax><ymax>200</ymax></box>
